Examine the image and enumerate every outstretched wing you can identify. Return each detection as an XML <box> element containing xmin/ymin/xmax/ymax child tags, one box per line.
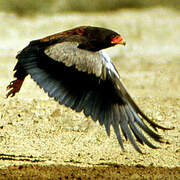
<box><xmin>13</xmin><ymin>40</ymin><xmax>169</xmax><ymax>153</ymax></box>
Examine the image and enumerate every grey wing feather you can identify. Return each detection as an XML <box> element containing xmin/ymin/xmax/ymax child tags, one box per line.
<box><xmin>114</xmin><ymin>75</ymin><xmax>170</xmax><ymax>131</ymax></box>
<box><xmin>44</xmin><ymin>42</ymin><xmax>107</xmax><ymax>80</ymax></box>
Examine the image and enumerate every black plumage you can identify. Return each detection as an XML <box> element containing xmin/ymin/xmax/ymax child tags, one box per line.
<box><xmin>7</xmin><ymin>26</ymin><xmax>170</xmax><ymax>153</ymax></box>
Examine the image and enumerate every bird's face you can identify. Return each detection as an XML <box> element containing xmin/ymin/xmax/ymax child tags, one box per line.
<box><xmin>80</xmin><ymin>26</ymin><xmax>126</xmax><ymax>51</ymax></box>
<box><xmin>109</xmin><ymin>34</ymin><xmax>126</xmax><ymax>46</ymax></box>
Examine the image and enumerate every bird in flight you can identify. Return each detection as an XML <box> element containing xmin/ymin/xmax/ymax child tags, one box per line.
<box><xmin>7</xmin><ymin>26</ymin><xmax>170</xmax><ymax>153</ymax></box>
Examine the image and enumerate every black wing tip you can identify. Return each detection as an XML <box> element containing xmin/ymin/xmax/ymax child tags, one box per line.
<box><xmin>151</xmin><ymin>123</ymin><xmax>174</xmax><ymax>131</ymax></box>
<box><xmin>130</xmin><ymin>141</ymin><xmax>162</xmax><ymax>154</ymax></box>
<box><xmin>161</xmin><ymin>126</ymin><xmax>175</xmax><ymax>131</ymax></box>
<box><xmin>112</xmin><ymin>104</ymin><xmax>172</xmax><ymax>153</ymax></box>
<box><xmin>105</xmin><ymin>128</ymin><xmax>110</xmax><ymax>137</ymax></box>
<box><xmin>139</xmin><ymin>112</ymin><xmax>174</xmax><ymax>131</ymax></box>
<box><xmin>135</xmin><ymin>147</ymin><xmax>143</xmax><ymax>154</ymax></box>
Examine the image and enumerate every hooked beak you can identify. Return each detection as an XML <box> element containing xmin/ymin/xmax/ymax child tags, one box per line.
<box><xmin>111</xmin><ymin>35</ymin><xmax>126</xmax><ymax>46</ymax></box>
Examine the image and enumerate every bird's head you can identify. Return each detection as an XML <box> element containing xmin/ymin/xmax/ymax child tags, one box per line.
<box><xmin>75</xmin><ymin>26</ymin><xmax>126</xmax><ymax>51</ymax></box>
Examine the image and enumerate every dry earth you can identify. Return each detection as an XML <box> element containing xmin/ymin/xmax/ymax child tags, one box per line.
<box><xmin>0</xmin><ymin>8</ymin><xmax>179</xmax><ymax>179</ymax></box>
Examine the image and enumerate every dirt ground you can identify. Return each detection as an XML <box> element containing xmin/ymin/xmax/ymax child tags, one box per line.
<box><xmin>0</xmin><ymin>9</ymin><xmax>180</xmax><ymax>179</ymax></box>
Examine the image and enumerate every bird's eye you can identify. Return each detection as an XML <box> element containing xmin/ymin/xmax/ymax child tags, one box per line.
<box><xmin>109</xmin><ymin>34</ymin><xmax>120</xmax><ymax>42</ymax></box>
<box><xmin>110</xmin><ymin>34</ymin><xmax>116</xmax><ymax>39</ymax></box>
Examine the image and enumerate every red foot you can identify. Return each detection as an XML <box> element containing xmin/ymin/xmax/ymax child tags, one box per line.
<box><xmin>6</xmin><ymin>79</ymin><xmax>24</xmax><ymax>98</ymax></box>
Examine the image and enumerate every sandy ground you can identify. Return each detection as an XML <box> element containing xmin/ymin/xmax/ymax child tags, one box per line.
<box><xmin>0</xmin><ymin>9</ymin><xmax>180</xmax><ymax>179</ymax></box>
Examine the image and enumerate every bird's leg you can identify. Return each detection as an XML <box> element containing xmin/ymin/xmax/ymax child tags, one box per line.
<box><xmin>6</xmin><ymin>78</ymin><xmax>25</xmax><ymax>98</ymax></box>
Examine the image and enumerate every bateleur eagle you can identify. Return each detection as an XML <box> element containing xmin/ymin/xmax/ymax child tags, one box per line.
<box><xmin>7</xmin><ymin>26</ymin><xmax>170</xmax><ymax>153</ymax></box>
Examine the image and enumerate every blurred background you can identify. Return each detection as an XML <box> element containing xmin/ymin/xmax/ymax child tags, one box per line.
<box><xmin>0</xmin><ymin>0</ymin><xmax>180</xmax><ymax>15</ymax></box>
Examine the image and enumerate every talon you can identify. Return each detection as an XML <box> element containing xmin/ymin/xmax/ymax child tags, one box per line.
<box><xmin>6</xmin><ymin>90</ymin><xmax>15</xmax><ymax>98</ymax></box>
<box><xmin>7</xmin><ymin>81</ymin><xmax>15</xmax><ymax>90</ymax></box>
<box><xmin>6</xmin><ymin>79</ymin><xmax>24</xmax><ymax>98</ymax></box>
